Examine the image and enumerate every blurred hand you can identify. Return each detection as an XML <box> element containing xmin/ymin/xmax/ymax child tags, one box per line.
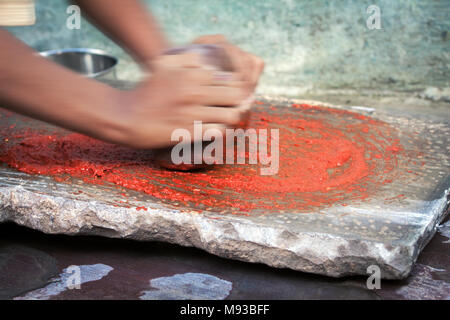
<box><xmin>110</xmin><ymin>52</ymin><xmax>248</xmax><ymax>149</ymax></box>
<box><xmin>193</xmin><ymin>34</ymin><xmax>265</xmax><ymax>92</ymax></box>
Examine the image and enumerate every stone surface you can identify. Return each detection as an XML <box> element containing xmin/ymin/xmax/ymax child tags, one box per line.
<box><xmin>0</xmin><ymin>94</ymin><xmax>448</xmax><ymax>280</ymax></box>
<box><xmin>419</xmin><ymin>87</ymin><xmax>450</xmax><ymax>103</ymax></box>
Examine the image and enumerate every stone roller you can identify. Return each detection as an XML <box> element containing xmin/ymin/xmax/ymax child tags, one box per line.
<box><xmin>154</xmin><ymin>44</ymin><xmax>253</xmax><ymax>171</ymax></box>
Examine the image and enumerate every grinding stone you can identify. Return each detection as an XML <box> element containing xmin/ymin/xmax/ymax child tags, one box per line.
<box><xmin>0</xmin><ymin>94</ymin><xmax>448</xmax><ymax>279</ymax></box>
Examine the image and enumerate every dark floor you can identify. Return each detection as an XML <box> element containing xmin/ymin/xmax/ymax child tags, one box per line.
<box><xmin>1</xmin><ymin>92</ymin><xmax>449</xmax><ymax>300</ymax></box>
<box><xmin>1</xmin><ymin>215</ymin><xmax>449</xmax><ymax>300</ymax></box>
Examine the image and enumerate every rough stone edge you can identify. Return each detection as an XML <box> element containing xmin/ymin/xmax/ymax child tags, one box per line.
<box><xmin>1</xmin><ymin>185</ymin><xmax>442</xmax><ymax>279</ymax></box>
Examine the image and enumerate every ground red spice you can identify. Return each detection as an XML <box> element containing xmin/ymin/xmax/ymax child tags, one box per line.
<box><xmin>0</xmin><ymin>103</ymin><xmax>403</xmax><ymax>213</ymax></box>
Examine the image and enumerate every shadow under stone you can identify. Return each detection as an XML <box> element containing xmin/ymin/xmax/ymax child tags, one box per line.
<box><xmin>0</xmin><ymin>242</ymin><xmax>58</xmax><ymax>300</ymax></box>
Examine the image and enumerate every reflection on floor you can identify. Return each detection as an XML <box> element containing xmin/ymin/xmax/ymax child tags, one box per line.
<box><xmin>1</xmin><ymin>220</ymin><xmax>449</xmax><ymax>300</ymax></box>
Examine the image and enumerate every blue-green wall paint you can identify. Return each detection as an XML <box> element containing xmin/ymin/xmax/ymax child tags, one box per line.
<box><xmin>6</xmin><ymin>0</ymin><xmax>450</xmax><ymax>95</ymax></box>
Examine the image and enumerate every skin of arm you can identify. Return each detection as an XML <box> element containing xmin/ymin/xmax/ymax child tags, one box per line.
<box><xmin>0</xmin><ymin>0</ymin><xmax>264</xmax><ymax>148</ymax></box>
<box><xmin>0</xmin><ymin>29</ymin><xmax>247</xmax><ymax>148</ymax></box>
<box><xmin>0</xmin><ymin>29</ymin><xmax>125</xmax><ymax>143</ymax></box>
<box><xmin>74</xmin><ymin>0</ymin><xmax>169</xmax><ymax>68</ymax></box>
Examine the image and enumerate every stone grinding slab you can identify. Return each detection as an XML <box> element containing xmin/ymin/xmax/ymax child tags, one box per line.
<box><xmin>0</xmin><ymin>96</ymin><xmax>448</xmax><ymax>279</ymax></box>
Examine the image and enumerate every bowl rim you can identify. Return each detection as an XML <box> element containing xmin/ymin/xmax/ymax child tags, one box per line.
<box><xmin>38</xmin><ymin>48</ymin><xmax>118</xmax><ymax>78</ymax></box>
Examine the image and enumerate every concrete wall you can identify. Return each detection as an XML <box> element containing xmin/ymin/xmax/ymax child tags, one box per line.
<box><xmin>5</xmin><ymin>0</ymin><xmax>450</xmax><ymax>95</ymax></box>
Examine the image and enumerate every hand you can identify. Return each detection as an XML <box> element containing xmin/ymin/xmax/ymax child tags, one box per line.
<box><xmin>193</xmin><ymin>34</ymin><xmax>265</xmax><ymax>92</ymax></box>
<box><xmin>108</xmin><ymin>53</ymin><xmax>248</xmax><ymax>149</ymax></box>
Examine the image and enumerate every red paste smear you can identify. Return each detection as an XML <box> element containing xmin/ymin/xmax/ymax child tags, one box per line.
<box><xmin>0</xmin><ymin>104</ymin><xmax>403</xmax><ymax>213</ymax></box>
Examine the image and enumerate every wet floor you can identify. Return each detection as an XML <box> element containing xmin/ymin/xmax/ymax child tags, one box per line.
<box><xmin>1</xmin><ymin>217</ymin><xmax>449</xmax><ymax>300</ymax></box>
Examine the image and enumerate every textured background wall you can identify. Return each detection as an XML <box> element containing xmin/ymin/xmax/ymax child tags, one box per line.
<box><xmin>5</xmin><ymin>0</ymin><xmax>450</xmax><ymax>95</ymax></box>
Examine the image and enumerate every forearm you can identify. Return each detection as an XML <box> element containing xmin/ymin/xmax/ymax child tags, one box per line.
<box><xmin>0</xmin><ymin>29</ymin><xmax>124</xmax><ymax>142</ymax></box>
<box><xmin>74</xmin><ymin>0</ymin><xmax>169</xmax><ymax>66</ymax></box>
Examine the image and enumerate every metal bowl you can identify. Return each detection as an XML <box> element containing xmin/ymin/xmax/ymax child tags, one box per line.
<box><xmin>39</xmin><ymin>48</ymin><xmax>118</xmax><ymax>79</ymax></box>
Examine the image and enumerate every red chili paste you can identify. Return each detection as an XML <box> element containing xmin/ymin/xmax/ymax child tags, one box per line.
<box><xmin>0</xmin><ymin>104</ymin><xmax>402</xmax><ymax>213</ymax></box>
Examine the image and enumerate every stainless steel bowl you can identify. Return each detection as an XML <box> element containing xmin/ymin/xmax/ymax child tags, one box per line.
<box><xmin>39</xmin><ymin>48</ymin><xmax>118</xmax><ymax>80</ymax></box>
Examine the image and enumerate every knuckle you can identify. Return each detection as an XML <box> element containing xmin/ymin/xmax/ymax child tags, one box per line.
<box><xmin>155</xmin><ymin>55</ymin><xmax>178</xmax><ymax>68</ymax></box>
<box><xmin>174</xmin><ymin>69</ymin><xmax>191</xmax><ymax>82</ymax></box>
<box><xmin>256</xmin><ymin>57</ymin><xmax>265</xmax><ymax>70</ymax></box>
<box><xmin>188</xmin><ymin>69</ymin><xmax>210</xmax><ymax>83</ymax></box>
<box><xmin>214</xmin><ymin>34</ymin><xmax>228</xmax><ymax>43</ymax></box>
<box><xmin>200</xmin><ymin>34</ymin><xmax>227</xmax><ymax>43</ymax></box>
<box><xmin>119</xmin><ymin>126</ymin><xmax>146</xmax><ymax>149</ymax></box>
<box><xmin>184</xmin><ymin>89</ymin><xmax>205</xmax><ymax>103</ymax></box>
<box><xmin>182</xmin><ymin>53</ymin><xmax>203</xmax><ymax>67</ymax></box>
<box><xmin>179</xmin><ymin>69</ymin><xmax>195</xmax><ymax>82</ymax></box>
<box><xmin>226</xmin><ymin>109</ymin><xmax>241</xmax><ymax>124</ymax></box>
<box><xmin>231</xmin><ymin>89</ymin><xmax>247</xmax><ymax>105</ymax></box>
